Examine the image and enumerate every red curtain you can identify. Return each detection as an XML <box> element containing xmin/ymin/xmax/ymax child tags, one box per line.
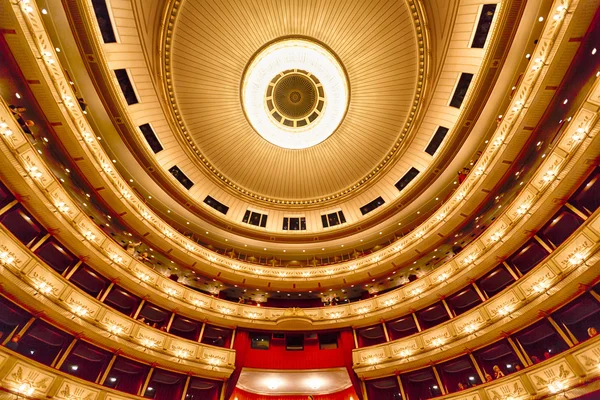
<box><xmin>339</xmin><ymin>330</ymin><xmax>363</xmax><ymax>400</ymax></box>
<box><xmin>229</xmin><ymin>386</ymin><xmax>358</xmax><ymax>400</ymax></box>
<box><xmin>224</xmin><ymin>330</ymin><xmax>252</xmax><ymax>399</ymax></box>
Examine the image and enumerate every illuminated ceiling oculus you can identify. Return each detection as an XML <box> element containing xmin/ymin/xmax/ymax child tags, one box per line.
<box><xmin>241</xmin><ymin>39</ymin><xmax>349</xmax><ymax>149</ymax></box>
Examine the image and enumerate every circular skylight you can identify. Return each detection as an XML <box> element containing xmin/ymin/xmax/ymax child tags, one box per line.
<box><xmin>241</xmin><ymin>39</ymin><xmax>349</xmax><ymax>149</ymax></box>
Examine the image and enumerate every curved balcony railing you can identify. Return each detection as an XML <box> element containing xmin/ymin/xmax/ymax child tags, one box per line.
<box><xmin>0</xmin><ymin>69</ymin><xmax>598</xmax><ymax>329</ymax></box>
<box><xmin>1</xmin><ymin>327</ymin><xmax>600</xmax><ymax>399</ymax></box>
<box><xmin>4</xmin><ymin>0</ymin><xmax>578</xmax><ymax>284</ymax></box>
<box><xmin>352</xmin><ymin>209</ymin><xmax>600</xmax><ymax>377</ymax></box>
<box><xmin>0</xmin><ymin>230</ymin><xmax>235</xmax><ymax>377</ymax></box>
<box><xmin>0</xmin><ymin>177</ymin><xmax>598</xmax><ymax>380</ymax></box>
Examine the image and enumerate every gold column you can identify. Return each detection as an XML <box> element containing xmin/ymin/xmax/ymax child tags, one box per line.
<box><xmin>396</xmin><ymin>375</ymin><xmax>407</xmax><ymax>400</ymax></box>
<box><xmin>64</xmin><ymin>260</ymin><xmax>82</xmax><ymax>279</ymax></box>
<box><xmin>0</xmin><ymin>199</ymin><xmax>18</xmax><ymax>216</ymax></box>
<box><xmin>219</xmin><ymin>379</ymin><xmax>227</xmax><ymax>400</ymax></box>
<box><xmin>503</xmin><ymin>261</ymin><xmax>521</xmax><ymax>279</ymax></box>
<box><xmin>97</xmin><ymin>353</ymin><xmax>117</xmax><ymax>384</ymax></box>
<box><xmin>441</xmin><ymin>298</ymin><xmax>454</xmax><ymax>318</ymax></box>
<box><xmin>381</xmin><ymin>321</ymin><xmax>390</xmax><ymax>342</ymax></box>
<box><xmin>547</xmin><ymin>316</ymin><xmax>575</xmax><ymax>347</ymax></box>
<box><xmin>230</xmin><ymin>328</ymin><xmax>237</xmax><ymax>349</ymax></box>
<box><xmin>509</xmin><ymin>336</ymin><xmax>532</xmax><ymax>366</ymax></box>
<box><xmin>589</xmin><ymin>289</ymin><xmax>600</xmax><ymax>303</ymax></box>
<box><xmin>16</xmin><ymin>316</ymin><xmax>36</xmax><ymax>339</ymax></box>
<box><xmin>534</xmin><ymin>234</ymin><xmax>554</xmax><ymax>252</ymax></box>
<box><xmin>180</xmin><ymin>375</ymin><xmax>191</xmax><ymax>400</ymax></box>
<box><xmin>132</xmin><ymin>299</ymin><xmax>146</xmax><ymax>320</ymax></box>
<box><xmin>564</xmin><ymin>202</ymin><xmax>588</xmax><ymax>220</ymax></box>
<box><xmin>472</xmin><ymin>282</ymin><xmax>487</xmax><ymax>301</ymax></box>
<box><xmin>468</xmin><ymin>352</ymin><xmax>486</xmax><ymax>383</ymax></box>
<box><xmin>198</xmin><ymin>322</ymin><xmax>206</xmax><ymax>343</ymax></box>
<box><xmin>138</xmin><ymin>367</ymin><xmax>154</xmax><ymax>396</ymax></box>
<box><xmin>412</xmin><ymin>313</ymin><xmax>422</xmax><ymax>332</ymax></box>
<box><xmin>99</xmin><ymin>281</ymin><xmax>115</xmax><ymax>302</ymax></box>
<box><xmin>361</xmin><ymin>380</ymin><xmax>369</xmax><ymax>400</ymax></box>
<box><xmin>352</xmin><ymin>328</ymin><xmax>359</xmax><ymax>348</ymax></box>
<box><xmin>560</xmin><ymin>321</ymin><xmax>579</xmax><ymax>345</ymax></box>
<box><xmin>165</xmin><ymin>312</ymin><xmax>176</xmax><ymax>332</ymax></box>
<box><xmin>432</xmin><ymin>365</ymin><xmax>446</xmax><ymax>395</ymax></box>
<box><xmin>2</xmin><ymin>325</ymin><xmax>19</xmax><ymax>346</ymax></box>
<box><xmin>30</xmin><ymin>233</ymin><xmax>51</xmax><ymax>252</ymax></box>
<box><xmin>54</xmin><ymin>337</ymin><xmax>78</xmax><ymax>369</ymax></box>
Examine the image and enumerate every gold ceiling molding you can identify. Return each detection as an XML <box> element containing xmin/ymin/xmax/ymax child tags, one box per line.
<box><xmin>160</xmin><ymin>0</ymin><xmax>429</xmax><ymax>205</ymax></box>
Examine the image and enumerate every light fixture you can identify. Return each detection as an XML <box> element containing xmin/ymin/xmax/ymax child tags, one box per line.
<box><xmin>71</xmin><ymin>365</ymin><xmax>79</xmax><ymax>371</ymax></box>
<box><xmin>548</xmin><ymin>380</ymin><xmax>567</xmax><ymax>393</ymax></box>
<box><xmin>266</xmin><ymin>378</ymin><xmax>282</xmax><ymax>390</ymax></box>
<box><xmin>141</xmin><ymin>338</ymin><xmax>157</xmax><ymax>348</ymax></box>
<box><xmin>27</xmin><ymin>165</ymin><xmax>42</xmax><ymax>179</ymax></box>
<box><xmin>17</xmin><ymin>383</ymin><xmax>35</xmax><ymax>396</ymax></box>
<box><xmin>71</xmin><ymin>304</ymin><xmax>88</xmax><ymax>317</ymax></box>
<box><xmin>463</xmin><ymin>323</ymin><xmax>478</xmax><ymax>334</ymax></box>
<box><xmin>241</xmin><ymin>39</ymin><xmax>349</xmax><ymax>149</ymax></box>
<box><xmin>399</xmin><ymin>349</ymin><xmax>412</xmax><ymax>358</ymax></box>
<box><xmin>36</xmin><ymin>281</ymin><xmax>53</xmax><ymax>295</ymax></box>
<box><xmin>83</xmin><ymin>231</ymin><xmax>96</xmax><ymax>241</ymax></box>
<box><xmin>0</xmin><ymin>251</ymin><xmax>15</xmax><ymax>265</ymax></box>
<box><xmin>174</xmin><ymin>349</ymin><xmax>190</xmax><ymax>359</ymax></box>
<box><xmin>55</xmin><ymin>201</ymin><xmax>70</xmax><ymax>213</ymax></box>
<box><xmin>307</xmin><ymin>378</ymin><xmax>322</xmax><ymax>390</ymax></box>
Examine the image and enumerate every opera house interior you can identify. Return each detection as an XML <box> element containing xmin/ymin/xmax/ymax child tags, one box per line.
<box><xmin>0</xmin><ymin>0</ymin><xmax>599</xmax><ymax>398</ymax></box>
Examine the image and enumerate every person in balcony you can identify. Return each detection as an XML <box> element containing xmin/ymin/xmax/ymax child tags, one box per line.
<box><xmin>457</xmin><ymin>382</ymin><xmax>466</xmax><ymax>391</ymax></box>
<box><xmin>125</xmin><ymin>241</ymin><xmax>142</xmax><ymax>256</ymax></box>
<box><xmin>493</xmin><ymin>365</ymin><xmax>505</xmax><ymax>379</ymax></box>
<box><xmin>137</xmin><ymin>251</ymin><xmax>153</xmax><ymax>265</ymax></box>
<box><xmin>485</xmin><ymin>373</ymin><xmax>493</xmax><ymax>382</ymax></box>
<box><xmin>6</xmin><ymin>334</ymin><xmax>20</xmax><ymax>351</ymax></box>
<box><xmin>588</xmin><ymin>327</ymin><xmax>598</xmax><ymax>338</ymax></box>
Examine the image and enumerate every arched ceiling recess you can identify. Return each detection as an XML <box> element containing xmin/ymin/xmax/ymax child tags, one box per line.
<box><xmin>84</xmin><ymin>0</ymin><xmax>519</xmax><ymax>242</ymax></box>
<box><xmin>163</xmin><ymin>0</ymin><xmax>423</xmax><ymax>203</ymax></box>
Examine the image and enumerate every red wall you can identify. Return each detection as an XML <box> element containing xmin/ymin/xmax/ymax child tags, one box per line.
<box><xmin>230</xmin><ymin>386</ymin><xmax>358</xmax><ymax>400</ymax></box>
<box><xmin>240</xmin><ymin>333</ymin><xmax>346</xmax><ymax>370</ymax></box>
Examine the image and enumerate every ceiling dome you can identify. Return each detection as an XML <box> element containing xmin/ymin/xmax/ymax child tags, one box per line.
<box><xmin>167</xmin><ymin>0</ymin><xmax>421</xmax><ymax>202</ymax></box>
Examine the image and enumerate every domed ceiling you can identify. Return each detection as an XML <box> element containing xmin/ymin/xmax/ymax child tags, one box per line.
<box><xmin>166</xmin><ymin>0</ymin><xmax>421</xmax><ymax>202</ymax></box>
